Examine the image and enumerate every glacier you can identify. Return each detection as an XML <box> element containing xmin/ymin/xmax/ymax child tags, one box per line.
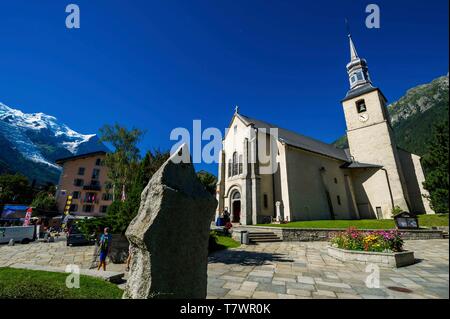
<box><xmin>0</xmin><ymin>101</ymin><xmax>108</xmax><ymax>170</ymax></box>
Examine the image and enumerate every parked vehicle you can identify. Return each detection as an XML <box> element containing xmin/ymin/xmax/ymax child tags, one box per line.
<box><xmin>66</xmin><ymin>225</ymin><xmax>95</xmax><ymax>246</ymax></box>
<box><xmin>0</xmin><ymin>226</ymin><xmax>35</xmax><ymax>244</ymax></box>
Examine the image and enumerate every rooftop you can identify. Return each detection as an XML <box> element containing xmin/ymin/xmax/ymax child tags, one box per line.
<box><xmin>55</xmin><ymin>151</ymin><xmax>107</xmax><ymax>165</ymax></box>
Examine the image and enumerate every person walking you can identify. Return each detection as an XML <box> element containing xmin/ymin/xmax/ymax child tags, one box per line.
<box><xmin>97</xmin><ymin>227</ymin><xmax>112</xmax><ymax>271</ymax></box>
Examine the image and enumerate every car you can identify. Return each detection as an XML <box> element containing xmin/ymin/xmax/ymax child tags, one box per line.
<box><xmin>66</xmin><ymin>225</ymin><xmax>95</xmax><ymax>246</ymax></box>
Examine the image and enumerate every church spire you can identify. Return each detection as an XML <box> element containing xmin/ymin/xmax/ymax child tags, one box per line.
<box><xmin>345</xmin><ymin>34</ymin><xmax>372</xmax><ymax>91</ymax></box>
<box><xmin>349</xmin><ymin>34</ymin><xmax>359</xmax><ymax>61</ymax></box>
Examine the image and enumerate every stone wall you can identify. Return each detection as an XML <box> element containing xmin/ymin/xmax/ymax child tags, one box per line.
<box><xmin>327</xmin><ymin>246</ymin><xmax>415</xmax><ymax>268</ymax></box>
<box><xmin>235</xmin><ymin>226</ymin><xmax>444</xmax><ymax>242</ymax></box>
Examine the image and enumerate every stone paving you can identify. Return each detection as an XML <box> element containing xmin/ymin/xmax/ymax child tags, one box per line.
<box><xmin>1</xmin><ymin>239</ymin><xmax>448</xmax><ymax>299</ymax></box>
<box><xmin>207</xmin><ymin>240</ymin><xmax>449</xmax><ymax>299</ymax></box>
<box><xmin>0</xmin><ymin>238</ymin><xmax>95</xmax><ymax>270</ymax></box>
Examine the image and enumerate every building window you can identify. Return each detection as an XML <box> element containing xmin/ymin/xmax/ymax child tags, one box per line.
<box><xmin>102</xmin><ymin>193</ymin><xmax>113</xmax><ymax>201</ymax></box>
<box><xmin>228</xmin><ymin>160</ymin><xmax>232</xmax><ymax>178</ymax></box>
<box><xmin>263</xmin><ymin>194</ymin><xmax>268</xmax><ymax>209</ymax></box>
<box><xmin>232</xmin><ymin>152</ymin><xmax>238</xmax><ymax>176</ymax></box>
<box><xmin>100</xmin><ymin>205</ymin><xmax>108</xmax><ymax>213</ymax></box>
<box><xmin>84</xmin><ymin>192</ymin><xmax>97</xmax><ymax>203</ymax></box>
<box><xmin>74</xmin><ymin>179</ymin><xmax>84</xmax><ymax>187</ymax></box>
<box><xmin>238</xmin><ymin>155</ymin><xmax>243</xmax><ymax>174</ymax></box>
<box><xmin>334</xmin><ymin>178</ymin><xmax>338</xmax><ymax>184</ymax></box>
<box><xmin>95</xmin><ymin>158</ymin><xmax>102</xmax><ymax>166</ymax></box>
<box><xmin>337</xmin><ymin>195</ymin><xmax>341</xmax><ymax>206</ymax></box>
<box><xmin>92</xmin><ymin>169</ymin><xmax>100</xmax><ymax>180</ymax></box>
<box><xmin>82</xmin><ymin>205</ymin><xmax>93</xmax><ymax>213</ymax></box>
<box><xmin>233</xmin><ymin>125</ymin><xmax>237</xmax><ymax>135</ymax></box>
<box><xmin>72</xmin><ymin>191</ymin><xmax>80</xmax><ymax>199</ymax></box>
<box><xmin>356</xmin><ymin>99</ymin><xmax>367</xmax><ymax>113</ymax></box>
<box><xmin>69</xmin><ymin>204</ymin><xmax>78</xmax><ymax>212</ymax></box>
<box><xmin>78</xmin><ymin>167</ymin><xmax>85</xmax><ymax>175</ymax></box>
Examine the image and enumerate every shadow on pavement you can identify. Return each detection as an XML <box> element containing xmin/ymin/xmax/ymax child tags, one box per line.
<box><xmin>208</xmin><ymin>249</ymin><xmax>294</xmax><ymax>266</ymax></box>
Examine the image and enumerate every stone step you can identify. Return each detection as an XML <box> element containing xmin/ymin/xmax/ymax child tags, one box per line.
<box><xmin>248</xmin><ymin>231</ymin><xmax>282</xmax><ymax>243</ymax></box>
<box><xmin>248</xmin><ymin>235</ymin><xmax>280</xmax><ymax>239</ymax></box>
<box><xmin>10</xmin><ymin>263</ymin><xmax>124</xmax><ymax>283</ymax></box>
<box><xmin>250</xmin><ymin>238</ymin><xmax>283</xmax><ymax>243</ymax></box>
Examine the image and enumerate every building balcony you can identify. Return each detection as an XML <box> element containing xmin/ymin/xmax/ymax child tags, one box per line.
<box><xmin>83</xmin><ymin>184</ymin><xmax>101</xmax><ymax>191</ymax></box>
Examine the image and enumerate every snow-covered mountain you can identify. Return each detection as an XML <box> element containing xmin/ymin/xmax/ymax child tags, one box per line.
<box><xmin>0</xmin><ymin>102</ymin><xmax>109</xmax><ymax>184</ymax></box>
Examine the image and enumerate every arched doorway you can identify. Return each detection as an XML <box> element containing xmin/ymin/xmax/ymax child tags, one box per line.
<box><xmin>231</xmin><ymin>191</ymin><xmax>241</xmax><ymax>223</ymax></box>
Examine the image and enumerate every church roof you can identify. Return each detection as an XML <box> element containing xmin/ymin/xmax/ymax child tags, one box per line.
<box><xmin>342</xmin><ymin>83</ymin><xmax>379</xmax><ymax>102</ymax></box>
<box><xmin>340</xmin><ymin>161</ymin><xmax>382</xmax><ymax>169</ymax></box>
<box><xmin>236</xmin><ymin>113</ymin><xmax>350</xmax><ymax>162</ymax></box>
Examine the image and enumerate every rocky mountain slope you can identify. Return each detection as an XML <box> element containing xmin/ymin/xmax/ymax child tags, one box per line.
<box><xmin>0</xmin><ymin>102</ymin><xmax>109</xmax><ymax>184</ymax></box>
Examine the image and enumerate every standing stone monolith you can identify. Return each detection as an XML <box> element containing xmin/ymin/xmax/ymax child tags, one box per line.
<box><xmin>123</xmin><ymin>144</ymin><xmax>217</xmax><ymax>299</ymax></box>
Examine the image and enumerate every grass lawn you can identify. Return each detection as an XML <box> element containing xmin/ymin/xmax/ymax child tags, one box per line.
<box><xmin>209</xmin><ymin>232</ymin><xmax>240</xmax><ymax>252</ymax></box>
<box><xmin>215</xmin><ymin>234</ymin><xmax>241</xmax><ymax>249</ymax></box>
<box><xmin>0</xmin><ymin>267</ymin><xmax>123</xmax><ymax>299</ymax></box>
<box><xmin>256</xmin><ymin>214</ymin><xmax>449</xmax><ymax>229</ymax></box>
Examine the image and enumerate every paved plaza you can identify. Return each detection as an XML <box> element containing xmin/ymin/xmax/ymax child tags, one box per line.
<box><xmin>0</xmin><ymin>239</ymin><xmax>448</xmax><ymax>299</ymax></box>
<box><xmin>0</xmin><ymin>238</ymin><xmax>95</xmax><ymax>269</ymax></box>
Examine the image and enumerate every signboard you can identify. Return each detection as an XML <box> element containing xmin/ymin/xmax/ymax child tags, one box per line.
<box><xmin>1</xmin><ymin>205</ymin><xmax>29</xmax><ymax>219</ymax></box>
<box><xmin>394</xmin><ymin>212</ymin><xmax>419</xmax><ymax>230</ymax></box>
<box><xmin>23</xmin><ymin>207</ymin><xmax>33</xmax><ymax>226</ymax></box>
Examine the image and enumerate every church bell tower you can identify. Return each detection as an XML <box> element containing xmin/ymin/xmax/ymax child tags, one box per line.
<box><xmin>341</xmin><ymin>34</ymin><xmax>410</xmax><ymax>219</ymax></box>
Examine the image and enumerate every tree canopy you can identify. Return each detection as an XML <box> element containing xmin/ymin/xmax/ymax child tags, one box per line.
<box><xmin>422</xmin><ymin>119</ymin><xmax>449</xmax><ymax>214</ymax></box>
<box><xmin>0</xmin><ymin>174</ymin><xmax>33</xmax><ymax>205</ymax></box>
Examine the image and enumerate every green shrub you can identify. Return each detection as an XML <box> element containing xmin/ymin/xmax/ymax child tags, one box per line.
<box><xmin>31</xmin><ymin>191</ymin><xmax>58</xmax><ymax>215</ymax></box>
<box><xmin>391</xmin><ymin>206</ymin><xmax>404</xmax><ymax>217</ymax></box>
<box><xmin>75</xmin><ymin>217</ymin><xmax>108</xmax><ymax>238</ymax></box>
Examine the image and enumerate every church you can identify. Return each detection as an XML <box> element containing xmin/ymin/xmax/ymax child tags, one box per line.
<box><xmin>215</xmin><ymin>35</ymin><xmax>434</xmax><ymax>225</ymax></box>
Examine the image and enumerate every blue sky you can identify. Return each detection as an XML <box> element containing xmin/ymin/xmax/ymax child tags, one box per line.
<box><xmin>0</xmin><ymin>0</ymin><xmax>448</xmax><ymax>174</ymax></box>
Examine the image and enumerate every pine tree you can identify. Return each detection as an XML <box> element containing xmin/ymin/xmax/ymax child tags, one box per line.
<box><xmin>422</xmin><ymin>119</ymin><xmax>449</xmax><ymax>214</ymax></box>
<box><xmin>197</xmin><ymin>170</ymin><xmax>217</xmax><ymax>195</ymax></box>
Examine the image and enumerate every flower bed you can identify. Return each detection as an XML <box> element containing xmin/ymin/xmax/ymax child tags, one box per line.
<box><xmin>330</xmin><ymin>227</ymin><xmax>403</xmax><ymax>253</ymax></box>
<box><xmin>328</xmin><ymin>228</ymin><xmax>415</xmax><ymax>268</ymax></box>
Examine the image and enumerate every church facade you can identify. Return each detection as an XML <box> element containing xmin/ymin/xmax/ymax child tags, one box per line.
<box><xmin>215</xmin><ymin>35</ymin><xmax>434</xmax><ymax>225</ymax></box>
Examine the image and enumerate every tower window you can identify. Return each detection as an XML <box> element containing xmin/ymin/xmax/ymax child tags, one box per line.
<box><xmin>263</xmin><ymin>194</ymin><xmax>268</xmax><ymax>209</ymax></box>
<box><xmin>356</xmin><ymin>99</ymin><xmax>367</xmax><ymax>113</ymax></box>
<box><xmin>356</xmin><ymin>71</ymin><xmax>364</xmax><ymax>81</ymax></box>
<box><xmin>337</xmin><ymin>195</ymin><xmax>341</xmax><ymax>206</ymax></box>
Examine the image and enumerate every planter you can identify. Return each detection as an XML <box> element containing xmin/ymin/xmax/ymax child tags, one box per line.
<box><xmin>327</xmin><ymin>246</ymin><xmax>415</xmax><ymax>268</ymax></box>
